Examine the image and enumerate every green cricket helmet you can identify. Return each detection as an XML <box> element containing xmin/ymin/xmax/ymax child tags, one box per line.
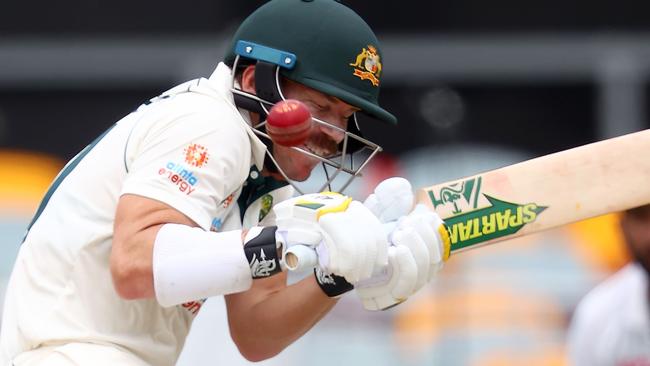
<box><xmin>225</xmin><ymin>0</ymin><xmax>396</xmax><ymax>125</ymax></box>
<box><xmin>225</xmin><ymin>0</ymin><xmax>392</xmax><ymax>193</ymax></box>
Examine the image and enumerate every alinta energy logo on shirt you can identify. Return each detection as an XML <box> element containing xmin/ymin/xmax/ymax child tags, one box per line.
<box><xmin>158</xmin><ymin>161</ymin><xmax>200</xmax><ymax>195</ymax></box>
<box><xmin>158</xmin><ymin>144</ymin><xmax>209</xmax><ymax>195</ymax></box>
<box><xmin>184</xmin><ymin>143</ymin><xmax>209</xmax><ymax>168</ymax></box>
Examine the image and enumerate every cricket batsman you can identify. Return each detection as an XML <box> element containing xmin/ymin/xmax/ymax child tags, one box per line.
<box><xmin>0</xmin><ymin>1</ymin><xmax>448</xmax><ymax>365</ymax></box>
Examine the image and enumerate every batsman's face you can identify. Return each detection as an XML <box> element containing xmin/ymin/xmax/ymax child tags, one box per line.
<box><xmin>621</xmin><ymin>204</ymin><xmax>650</xmax><ymax>276</ymax></box>
<box><xmin>240</xmin><ymin>66</ymin><xmax>359</xmax><ymax>181</ymax></box>
<box><xmin>272</xmin><ymin>79</ymin><xmax>359</xmax><ymax>181</ymax></box>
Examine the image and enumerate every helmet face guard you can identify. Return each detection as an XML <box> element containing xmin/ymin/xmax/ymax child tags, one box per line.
<box><xmin>230</xmin><ymin>46</ymin><xmax>383</xmax><ymax>194</ymax></box>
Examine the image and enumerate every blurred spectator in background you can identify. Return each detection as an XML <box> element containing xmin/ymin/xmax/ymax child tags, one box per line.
<box><xmin>567</xmin><ymin>204</ymin><xmax>650</xmax><ymax>366</ymax></box>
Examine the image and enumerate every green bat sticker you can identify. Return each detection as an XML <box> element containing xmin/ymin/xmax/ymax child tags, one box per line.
<box><xmin>427</xmin><ymin>177</ymin><xmax>547</xmax><ymax>251</ymax></box>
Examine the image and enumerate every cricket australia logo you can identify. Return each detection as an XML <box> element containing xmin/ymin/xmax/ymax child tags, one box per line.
<box><xmin>258</xmin><ymin>194</ymin><xmax>274</xmax><ymax>222</ymax></box>
<box><xmin>249</xmin><ymin>248</ymin><xmax>277</xmax><ymax>278</ymax></box>
<box><xmin>426</xmin><ymin>177</ymin><xmax>547</xmax><ymax>251</ymax></box>
<box><xmin>349</xmin><ymin>45</ymin><xmax>382</xmax><ymax>87</ymax></box>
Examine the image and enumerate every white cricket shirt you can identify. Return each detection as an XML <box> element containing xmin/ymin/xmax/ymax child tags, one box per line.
<box><xmin>0</xmin><ymin>63</ymin><xmax>291</xmax><ymax>365</ymax></box>
<box><xmin>568</xmin><ymin>263</ymin><xmax>650</xmax><ymax>366</ymax></box>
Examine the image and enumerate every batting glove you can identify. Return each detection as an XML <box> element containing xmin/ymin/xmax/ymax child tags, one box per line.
<box><xmin>355</xmin><ymin>177</ymin><xmax>451</xmax><ymax>311</ymax></box>
<box><xmin>273</xmin><ymin>192</ymin><xmax>389</xmax><ymax>285</ymax></box>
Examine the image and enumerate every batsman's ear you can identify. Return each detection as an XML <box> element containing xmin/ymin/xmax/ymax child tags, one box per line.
<box><xmin>240</xmin><ymin>65</ymin><xmax>256</xmax><ymax>94</ymax></box>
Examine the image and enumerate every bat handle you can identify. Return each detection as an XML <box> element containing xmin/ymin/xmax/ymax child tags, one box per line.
<box><xmin>283</xmin><ymin>244</ymin><xmax>318</xmax><ymax>272</ymax></box>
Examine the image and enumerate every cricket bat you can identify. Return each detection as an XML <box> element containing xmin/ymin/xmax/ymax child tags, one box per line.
<box><xmin>417</xmin><ymin>128</ymin><xmax>650</xmax><ymax>254</ymax></box>
<box><xmin>284</xmin><ymin>129</ymin><xmax>650</xmax><ymax>270</ymax></box>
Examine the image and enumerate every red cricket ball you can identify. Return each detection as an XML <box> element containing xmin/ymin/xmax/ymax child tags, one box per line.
<box><xmin>266</xmin><ymin>99</ymin><xmax>312</xmax><ymax>146</ymax></box>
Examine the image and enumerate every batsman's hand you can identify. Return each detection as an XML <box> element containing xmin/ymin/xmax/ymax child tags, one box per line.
<box><xmin>273</xmin><ymin>192</ymin><xmax>388</xmax><ymax>284</ymax></box>
<box><xmin>356</xmin><ymin>177</ymin><xmax>451</xmax><ymax>311</ymax></box>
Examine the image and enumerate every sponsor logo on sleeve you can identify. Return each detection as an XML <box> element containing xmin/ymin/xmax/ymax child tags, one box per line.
<box><xmin>221</xmin><ymin>194</ymin><xmax>234</xmax><ymax>209</ymax></box>
<box><xmin>181</xmin><ymin>298</ymin><xmax>205</xmax><ymax>315</ymax></box>
<box><xmin>210</xmin><ymin>217</ymin><xmax>223</xmax><ymax>232</ymax></box>
<box><xmin>184</xmin><ymin>144</ymin><xmax>209</xmax><ymax>168</ymax></box>
<box><xmin>158</xmin><ymin>161</ymin><xmax>200</xmax><ymax>195</ymax></box>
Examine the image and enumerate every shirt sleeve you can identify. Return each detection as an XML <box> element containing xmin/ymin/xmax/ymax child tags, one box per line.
<box><xmin>121</xmin><ymin>107</ymin><xmax>253</xmax><ymax>231</ymax></box>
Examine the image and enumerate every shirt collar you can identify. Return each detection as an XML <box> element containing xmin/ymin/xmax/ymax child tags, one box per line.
<box><xmin>208</xmin><ymin>62</ymin><xmax>267</xmax><ymax>170</ymax></box>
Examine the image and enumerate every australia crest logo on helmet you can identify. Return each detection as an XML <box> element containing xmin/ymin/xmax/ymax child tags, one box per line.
<box><xmin>349</xmin><ymin>45</ymin><xmax>382</xmax><ymax>87</ymax></box>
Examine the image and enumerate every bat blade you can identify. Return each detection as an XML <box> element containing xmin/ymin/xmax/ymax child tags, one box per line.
<box><xmin>416</xmin><ymin>129</ymin><xmax>650</xmax><ymax>254</ymax></box>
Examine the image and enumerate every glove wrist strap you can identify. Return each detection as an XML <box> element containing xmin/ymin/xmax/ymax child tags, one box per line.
<box><xmin>243</xmin><ymin>226</ymin><xmax>283</xmax><ymax>279</ymax></box>
<box><xmin>314</xmin><ymin>267</ymin><xmax>353</xmax><ymax>297</ymax></box>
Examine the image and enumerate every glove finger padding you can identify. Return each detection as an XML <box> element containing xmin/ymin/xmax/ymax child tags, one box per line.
<box><xmin>399</xmin><ymin>204</ymin><xmax>450</xmax><ymax>280</ymax></box>
<box><xmin>356</xmin><ymin>245</ymin><xmax>418</xmax><ymax>311</ymax></box>
<box><xmin>390</xmin><ymin>226</ymin><xmax>430</xmax><ymax>292</ymax></box>
<box><xmin>319</xmin><ymin>201</ymin><xmax>388</xmax><ymax>283</ymax></box>
<box><xmin>363</xmin><ymin>177</ymin><xmax>414</xmax><ymax>223</ymax></box>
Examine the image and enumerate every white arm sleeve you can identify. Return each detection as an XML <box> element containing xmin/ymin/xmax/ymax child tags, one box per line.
<box><xmin>153</xmin><ymin>223</ymin><xmax>252</xmax><ymax>307</ymax></box>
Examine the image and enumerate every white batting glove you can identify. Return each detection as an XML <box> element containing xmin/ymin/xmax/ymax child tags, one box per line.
<box><xmin>364</xmin><ymin>177</ymin><xmax>414</xmax><ymax>224</ymax></box>
<box><xmin>356</xmin><ymin>177</ymin><xmax>451</xmax><ymax>311</ymax></box>
<box><xmin>273</xmin><ymin>192</ymin><xmax>388</xmax><ymax>284</ymax></box>
<box><xmin>397</xmin><ymin>204</ymin><xmax>450</xmax><ymax>280</ymax></box>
